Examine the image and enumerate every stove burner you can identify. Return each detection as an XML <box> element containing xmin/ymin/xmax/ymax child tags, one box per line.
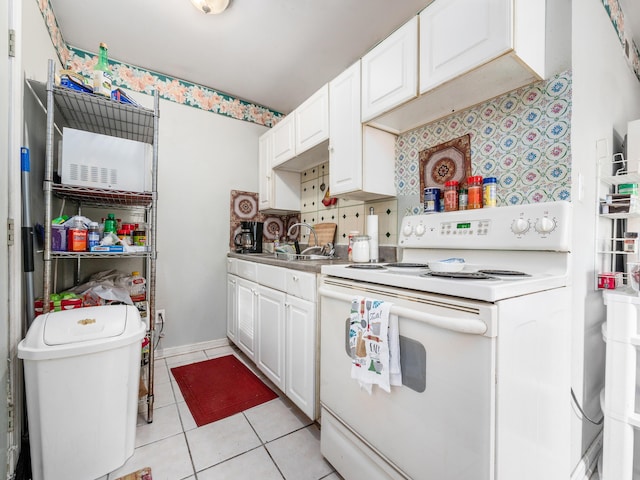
<box><xmin>384</xmin><ymin>263</ymin><xmax>429</xmax><ymax>268</ymax></box>
<box><xmin>477</xmin><ymin>269</ymin><xmax>531</xmax><ymax>277</ymax></box>
<box><xmin>423</xmin><ymin>271</ymin><xmax>496</xmax><ymax>280</ymax></box>
<box><xmin>347</xmin><ymin>264</ymin><xmax>387</xmax><ymax>270</ymax></box>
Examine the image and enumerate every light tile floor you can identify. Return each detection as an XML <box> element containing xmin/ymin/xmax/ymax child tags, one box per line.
<box><xmin>101</xmin><ymin>345</ymin><xmax>342</xmax><ymax>480</ymax></box>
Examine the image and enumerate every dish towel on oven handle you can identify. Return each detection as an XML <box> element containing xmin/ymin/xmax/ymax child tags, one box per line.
<box><xmin>349</xmin><ymin>297</ymin><xmax>402</xmax><ymax>394</ymax></box>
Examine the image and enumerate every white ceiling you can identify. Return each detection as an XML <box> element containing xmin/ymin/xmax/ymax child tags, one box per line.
<box><xmin>49</xmin><ymin>0</ymin><xmax>431</xmax><ymax>114</ymax></box>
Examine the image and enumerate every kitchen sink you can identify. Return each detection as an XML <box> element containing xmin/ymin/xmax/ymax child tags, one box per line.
<box><xmin>273</xmin><ymin>252</ymin><xmax>336</xmax><ymax>261</ymax></box>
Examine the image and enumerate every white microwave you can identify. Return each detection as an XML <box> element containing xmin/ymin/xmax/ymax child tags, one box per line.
<box><xmin>60</xmin><ymin>127</ymin><xmax>152</xmax><ymax>193</ymax></box>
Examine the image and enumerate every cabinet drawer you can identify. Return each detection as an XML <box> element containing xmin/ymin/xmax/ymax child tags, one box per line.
<box><xmin>286</xmin><ymin>270</ymin><xmax>317</xmax><ymax>302</ymax></box>
<box><xmin>257</xmin><ymin>263</ymin><xmax>287</xmax><ymax>291</ymax></box>
<box><xmin>236</xmin><ymin>259</ymin><xmax>258</xmax><ymax>282</ymax></box>
<box><xmin>227</xmin><ymin>257</ymin><xmax>237</xmax><ymax>275</ymax></box>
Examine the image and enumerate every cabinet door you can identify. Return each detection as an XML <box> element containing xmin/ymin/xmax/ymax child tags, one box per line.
<box><xmin>295</xmin><ymin>84</ymin><xmax>329</xmax><ymax>154</ymax></box>
<box><xmin>227</xmin><ymin>274</ymin><xmax>238</xmax><ymax>343</ymax></box>
<box><xmin>271</xmin><ymin>115</ymin><xmax>296</xmax><ymax>167</ymax></box>
<box><xmin>285</xmin><ymin>295</ymin><xmax>316</xmax><ymax>419</ymax></box>
<box><xmin>361</xmin><ymin>16</ymin><xmax>418</xmax><ymax>122</ymax></box>
<box><xmin>419</xmin><ymin>0</ymin><xmax>511</xmax><ymax>93</ymax></box>
<box><xmin>329</xmin><ymin>61</ymin><xmax>363</xmax><ymax>196</ymax></box>
<box><xmin>257</xmin><ymin>285</ymin><xmax>286</xmax><ymax>390</ymax></box>
<box><xmin>258</xmin><ymin>131</ymin><xmax>273</xmax><ymax>210</ymax></box>
<box><xmin>236</xmin><ymin>277</ymin><xmax>258</xmax><ymax>362</ymax></box>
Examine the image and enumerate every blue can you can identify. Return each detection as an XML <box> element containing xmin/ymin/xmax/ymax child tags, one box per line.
<box><xmin>424</xmin><ymin>188</ymin><xmax>441</xmax><ymax>213</ymax></box>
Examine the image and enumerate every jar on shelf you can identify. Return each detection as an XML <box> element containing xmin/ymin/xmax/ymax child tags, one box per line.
<box><xmin>483</xmin><ymin>177</ymin><xmax>497</xmax><ymax>208</ymax></box>
<box><xmin>444</xmin><ymin>181</ymin><xmax>459</xmax><ymax>212</ymax></box>
<box><xmin>68</xmin><ymin>218</ymin><xmax>87</xmax><ymax>252</ymax></box>
<box><xmin>459</xmin><ymin>188</ymin><xmax>468</xmax><ymax>210</ymax></box>
<box><xmin>87</xmin><ymin>222</ymin><xmax>100</xmax><ymax>250</ymax></box>
<box><xmin>424</xmin><ymin>188</ymin><xmax>441</xmax><ymax>213</ymax></box>
<box><xmin>352</xmin><ymin>235</ymin><xmax>371</xmax><ymax>263</ymax></box>
<box><xmin>467</xmin><ymin>176</ymin><xmax>483</xmax><ymax>209</ymax></box>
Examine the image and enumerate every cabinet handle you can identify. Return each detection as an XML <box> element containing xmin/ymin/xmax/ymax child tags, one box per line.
<box><xmin>292</xmin><ymin>275</ymin><xmax>299</xmax><ymax>282</ymax></box>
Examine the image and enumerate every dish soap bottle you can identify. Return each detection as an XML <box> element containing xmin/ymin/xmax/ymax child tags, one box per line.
<box><xmin>93</xmin><ymin>42</ymin><xmax>113</xmax><ymax>97</ymax></box>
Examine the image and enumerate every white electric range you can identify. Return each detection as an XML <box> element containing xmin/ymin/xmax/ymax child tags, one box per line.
<box><xmin>319</xmin><ymin>201</ymin><xmax>572</xmax><ymax>480</ymax></box>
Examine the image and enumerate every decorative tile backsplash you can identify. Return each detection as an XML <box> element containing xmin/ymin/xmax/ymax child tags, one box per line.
<box><xmin>299</xmin><ymin>163</ymin><xmax>398</xmax><ymax>246</ymax></box>
<box><xmin>396</xmin><ymin>70</ymin><xmax>572</xmax><ymax>215</ymax></box>
<box><xmin>229</xmin><ymin>190</ymin><xmax>299</xmax><ymax>249</ymax></box>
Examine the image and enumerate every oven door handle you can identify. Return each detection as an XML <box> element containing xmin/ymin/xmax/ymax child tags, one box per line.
<box><xmin>319</xmin><ymin>287</ymin><xmax>487</xmax><ymax>335</ymax></box>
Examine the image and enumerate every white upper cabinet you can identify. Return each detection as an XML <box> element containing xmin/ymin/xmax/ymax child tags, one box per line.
<box><xmin>420</xmin><ymin>0</ymin><xmax>511</xmax><ymax>92</ymax></box>
<box><xmin>258</xmin><ymin>132</ymin><xmax>273</xmax><ymax>211</ymax></box>
<box><xmin>361</xmin><ymin>16</ymin><xmax>418</xmax><ymax>123</ymax></box>
<box><xmin>258</xmin><ymin>129</ymin><xmax>301</xmax><ymax>213</ymax></box>
<box><xmin>271</xmin><ymin>84</ymin><xmax>330</xmax><ymax>172</ymax></box>
<box><xmin>366</xmin><ymin>0</ymin><xmax>570</xmax><ymax>134</ymax></box>
<box><xmin>329</xmin><ymin>62</ymin><xmax>362</xmax><ymax>196</ymax></box>
<box><xmin>295</xmin><ymin>84</ymin><xmax>329</xmax><ymax>154</ymax></box>
<box><xmin>271</xmin><ymin>115</ymin><xmax>296</xmax><ymax>167</ymax></box>
<box><xmin>330</xmin><ymin>61</ymin><xmax>396</xmax><ymax>200</ymax></box>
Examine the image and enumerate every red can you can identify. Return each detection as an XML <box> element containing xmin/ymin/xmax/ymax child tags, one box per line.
<box><xmin>444</xmin><ymin>181</ymin><xmax>459</xmax><ymax>212</ymax></box>
<box><xmin>467</xmin><ymin>176</ymin><xmax>483</xmax><ymax>210</ymax></box>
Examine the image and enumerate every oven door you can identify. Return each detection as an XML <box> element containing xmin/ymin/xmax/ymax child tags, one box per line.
<box><xmin>319</xmin><ymin>276</ymin><xmax>497</xmax><ymax>480</ymax></box>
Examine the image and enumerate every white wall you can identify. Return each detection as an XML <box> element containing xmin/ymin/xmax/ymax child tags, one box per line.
<box><xmin>571</xmin><ymin>0</ymin><xmax>640</xmax><ymax>470</ymax></box>
<box><xmin>153</xmin><ymin>99</ymin><xmax>266</xmax><ymax>349</ymax></box>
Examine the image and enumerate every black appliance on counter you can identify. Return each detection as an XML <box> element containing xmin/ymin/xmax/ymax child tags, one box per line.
<box><xmin>234</xmin><ymin>221</ymin><xmax>263</xmax><ymax>253</ymax></box>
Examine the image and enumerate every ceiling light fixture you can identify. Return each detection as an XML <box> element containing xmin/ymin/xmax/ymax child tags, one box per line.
<box><xmin>190</xmin><ymin>0</ymin><xmax>230</xmax><ymax>14</ymax></box>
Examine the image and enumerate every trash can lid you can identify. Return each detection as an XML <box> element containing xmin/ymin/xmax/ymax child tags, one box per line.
<box><xmin>18</xmin><ymin>305</ymin><xmax>146</xmax><ymax>360</ymax></box>
<box><xmin>42</xmin><ymin>304</ymin><xmax>131</xmax><ymax>345</ymax></box>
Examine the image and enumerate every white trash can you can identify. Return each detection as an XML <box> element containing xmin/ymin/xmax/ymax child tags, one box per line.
<box><xmin>18</xmin><ymin>305</ymin><xmax>146</xmax><ymax>480</ymax></box>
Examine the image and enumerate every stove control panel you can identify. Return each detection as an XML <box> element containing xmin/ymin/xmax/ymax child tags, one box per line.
<box><xmin>398</xmin><ymin>201</ymin><xmax>571</xmax><ymax>251</ymax></box>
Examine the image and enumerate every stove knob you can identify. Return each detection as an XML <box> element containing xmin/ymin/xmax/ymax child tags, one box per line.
<box><xmin>415</xmin><ymin>224</ymin><xmax>426</xmax><ymax>236</ymax></box>
<box><xmin>402</xmin><ymin>224</ymin><xmax>413</xmax><ymax>237</ymax></box>
<box><xmin>534</xmin><ymin>216</ymin><xmax>556</xmax><ymax>234</ymax></box>
<box><xmin>511</xmin><ymin>218</ymin><xmax>529</xmax><ymax>235</ymax></box>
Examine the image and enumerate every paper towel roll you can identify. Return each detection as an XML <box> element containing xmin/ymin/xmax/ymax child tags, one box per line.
<box><xmin>367</xmin><ymin>214</ymin><xmax>379</xmax><ymax>261</ymax></box>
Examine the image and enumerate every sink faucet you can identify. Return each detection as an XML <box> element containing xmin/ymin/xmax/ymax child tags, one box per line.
<box><xmin>287</xmin><ymin>222</ymin><xmax>318</xmax><ymax>247</ymax></box>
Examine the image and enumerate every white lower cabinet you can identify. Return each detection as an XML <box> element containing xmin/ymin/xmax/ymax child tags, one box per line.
<box><xmin>235</xmin><ymin>276</ymin><xmax>258</xmax><ymax>362</ymax></box>
<box><xmin>227</xmin><ymin>259</ymin><xmax>318</xmax><ymax>419</ymax></box>
<box><xmin>285</xmin><ymin>295</ymin><xmax>316</xmax><ymax>419</ymax></box>
<box><xmin>256</xmin><ymin>284</ymin><xmax>286</xmax><ymax>391</ymax></box>
<box><xmin>226</xmin><ymin>274</ymin><xmax>238</xmax><ymax>343</ymax></box>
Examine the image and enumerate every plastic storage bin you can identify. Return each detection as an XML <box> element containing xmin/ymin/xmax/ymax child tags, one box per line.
<box><xmin>18</xmin><ymin>305</ymin><xmax>146</xmax><ymax>480</ymax></box>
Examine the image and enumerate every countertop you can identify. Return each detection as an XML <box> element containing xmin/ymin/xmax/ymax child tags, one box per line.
<box><xmin>226</xmin><ymin>251</ymin><xmax>351</xmax><ymax>273</ymax></box>
<box><xmin>227</xmin><ymin>245</ymin><xmax>397</xmax><ymax>274</ymax></box>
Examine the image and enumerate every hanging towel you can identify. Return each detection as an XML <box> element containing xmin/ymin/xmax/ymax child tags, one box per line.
<box><xmin>348</xmin><ymin>297</ymin><xmax>402</xmax><ymax>393</ymax></box>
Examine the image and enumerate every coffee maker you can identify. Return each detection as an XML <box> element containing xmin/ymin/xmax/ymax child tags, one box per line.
<box><xmin>234</xmin><ymin>221</ymin><xmax>263</xmax><ymax>253</ymax></box>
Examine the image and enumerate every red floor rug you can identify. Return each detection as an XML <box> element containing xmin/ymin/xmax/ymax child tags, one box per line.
<box><xmin>171</xmin><ymin>355</ymin><xmax>278</xmax><ymax>427</ymax></box>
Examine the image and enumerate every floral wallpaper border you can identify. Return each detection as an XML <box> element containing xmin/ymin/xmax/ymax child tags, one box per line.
<box><xmin>602</xmin><ymin>0</ymin><xmax>640</xmax><ymax>81</ymax></box>
<box><xmin>35</xmin><ymin>0</ymin><xmax>284</xmax><ymax>127</ymax></box>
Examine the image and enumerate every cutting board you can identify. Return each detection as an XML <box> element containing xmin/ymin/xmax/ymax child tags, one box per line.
<box><xmin>310</xmin><ymin>223</ymin><xmax>337</xmax><ymax>247</ymax></box>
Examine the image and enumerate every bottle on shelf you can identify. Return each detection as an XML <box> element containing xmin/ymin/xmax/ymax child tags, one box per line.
<box><xmin>93</xmin><ymin>42</ymin><xmax>113</xmax><ymax>98</ymax></box>
<box><xmin>128</xmin><ymin>271</ymin><xmax>147</xmax><ymax>303</ymax></box>
<box><xmin>87</xmin><ymin>222</ymin><xmax>101</xmax><ymax>249</ymax></box>
<box><xmin>68</xmin><ymin>218</ymin><xmax>88</xmax><ymax>252</ymax></box>
<box><xmin>133</xmin><ymin>224</ymin><xmax>147</xmax><ymax>246</ymax></box>
<box><xmin>444</xmin><ymin>181</ymin><xmax>459</xmax><ymax>212</ymax></box>
<box><xmin>467</xmin><ymin>176</ymin><xmax>483</xmax><ymax>209</ymax></box>
<box><xmin>483</xmin><ymin>177</ymin><xmax>497</xmax><ymax>207</ymax></box>
<box><xmin>103</xmin><ymin>213</ymin><xmax>117</xmax><ymax>236</ymax></box>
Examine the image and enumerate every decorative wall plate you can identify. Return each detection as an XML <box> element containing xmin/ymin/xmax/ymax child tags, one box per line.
<box><xmin>419</xmin><ymin>134</ymin><xmax>472</xmax><ymax>192</ymax></box>
<box><xmin>230</xmin><ymin>190</ymin><xmax>259</xmax><ymax>221</ymax></box>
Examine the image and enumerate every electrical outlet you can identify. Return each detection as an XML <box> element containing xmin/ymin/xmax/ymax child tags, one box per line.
<box><xmin>155</xmin><ymin>309</ymin><xmax>166</xmax><ymax>324</ymax></box>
